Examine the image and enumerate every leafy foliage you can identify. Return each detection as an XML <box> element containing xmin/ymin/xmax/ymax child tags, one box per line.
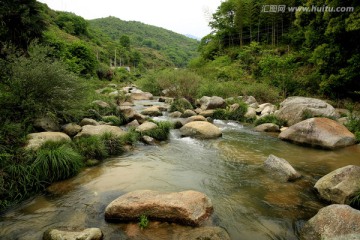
<box><xmin>141</xmin><ymin>121</ymin><xmax>173</xmax><ymax>141</ymax></box>
<box><xmin>170</xmin><ymin>98</ymin><xmax>193</xmax><ymax>113</ymax></box>
<box><xmin>139</xmin><ymin>214</ymin><xmax>149</xmax><ymax>230</ymax></box>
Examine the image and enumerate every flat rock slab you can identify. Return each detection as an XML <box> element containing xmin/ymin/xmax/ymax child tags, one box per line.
<box><xmin>105</xmin><ymin>190</ymin><xmax>213</xmax><ymax>226</ymax></box>
<box><xmin>75</xmin><ymin>125</ymin><xmax>126</xmax><ymax>138</ymax></box>
<box><xmin>279</xmin><ymin>117</ymin><xmax>356</xmax><ymax>149</ymax></box>
<box><xmin>301</xmin><ymin>204</ymin><xmax>360</xmax><ymax>240</ymax></box>
<box><xmin>315</xmin><ymin>165</ymin><xmax>360</xmax><ymax>204</ymax></box>
<box><xmin>43</xmin><ymin>228</ymin><xmax>103</xmax><ymax>240</ymax></box>
<box><xmin>180</xmin><ymin>121</ymin><xmax>222</xmax><ymax>139</ymax></box>
<box><xmin>26</xmin><ymin>132</ymin><xmax>71</xmax><ymax>150</ymax></box>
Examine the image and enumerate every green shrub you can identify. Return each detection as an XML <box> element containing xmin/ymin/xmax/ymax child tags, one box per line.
<box><xmin>73</xmin><ymin>136</ymin><xmax>108</xmax><ymax>160</ymax></box>
<box><xmin>121</xmin><ymin>129</ymin><xmax>141</xmax><ymax>145</ymax></box>
<box><xmin>213</xmin><ymin>109</ymin><xmax>229</xmax><ymax>120</ymax></box>
<box><xmin>142</xmin><ymin>121</ymin><xmax>172</xmax><ymax>141</ymax></box>
<box><xmin>212</xmin><ymin>101</ymin><xmax>248</xmax><ymax>122</ymax></box>
<box><xmin>254</xmin><ymin>114</ymin><xmax>287</xmax><ymax>127</ymax></box>
<box><xmin>169</xmin><ymin>98</ymin><xmax>193</xmax><ymax>113</ymax></box>
<box><xmin>100</xmin><ymin>133</ymin><xmax>125</xmax><ymax>156</ymax></box>
<box><xmin>345</xmin><ymin>114</ymin><xmax>360</xmax><ymax>142</ymax></box>
<box><xmin>102</xmin><ymin>115</ymin><xmax>123</xmax><ymax>126</ymax></box>
<box><xmin>139</xmin><ymin>214</ymin><xmax>149</xmax><ymax>230</ymax></box>
<box><xmin>31</xmin><ymin>141</ymin><xmax>83</xmax><ymax>183</ymax></box>
<box><xmin>241</xmin><ymin>82</ymin><xmax>280</xmax><ymax>104</ymax></box>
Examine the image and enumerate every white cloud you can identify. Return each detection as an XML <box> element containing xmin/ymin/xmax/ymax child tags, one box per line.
<box><xmin>37</xmin><ymin>0</ymin><xmax>222</xmax><ymax>38</ymax></box>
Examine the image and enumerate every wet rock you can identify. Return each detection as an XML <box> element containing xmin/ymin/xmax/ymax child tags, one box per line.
<box><xmin>169</xmin><ymin>111</ymin><xmax>182</xmax><ymax>118</ymax></box>
<box><xmin>75</xmin><ymin>125</ymin><xmax>126</xmax><ymax>138</ymax></box>
<box><xmin>141</xmin><ymin>106</ymin><xmax>162</xmax><ymax>117</ymax></box>
<box><xmin>264</xmin><ymin>154</ymin><xmax>301</xmax><ymax>182</ymax></box>
<box><xmin>279</xmin><ymin>118</ymin><xmax>356</xmax><ymax>149</ymax></box>
<box><xmin>92</xmin><ymin>100</ymin><xmax>110</xmax><ymax>109</ymax></box>
<box><xmin>26</xmin><ymin>132</ymin><xmax>71</xmax><ymax>150</ymax></box>
<box><xmin>136</xmin><ymin>121</ymin><xmax>158</xmax><ymax>132</ymax></box>
<box><xmin>131</xmin><ymin>92</ymin><xmax>153</xmax><ymax>100</ymax></box>
<box><xmin>34</xmin><ymin>116</ymin><xmax>60</xmax><ymax>132</ymax></box>
<box><xmin>62</xmin><ymin>123</ymin><xmax>82</xmax><ymax>137</ymax></box>
<box><xmin>275</xmin><ymin>96</ymin><xmax>338</xmax><ymax>126</ymax></box>
<box><xmin>254</xmin><ymin>123</ymin><xmax>280</xmax><ymax>132</ymax></box>
<box><xmin>180</xmin><ymin>121</ymin><xmax>222</xmax><ymax>139</ymax></box>
<box><xmin>79</xmin><ymin>118</ymin><xmax>99</xmax><ymax>126</ymax></box>
<box><xmin>142</xmin><ymin>135</ymin><xmax>156</xmax><ymax>145</ymax></box>
<box><xmin>314</xmin><ymin>165</ymin><xmax>360</xmax><ymax>204</ymax></box>
<box><xmin>43</xmin><ymin>228</ymin><xmax>103</xmax><ymax>240</ymax></box>
<box><xmin>105</xmin><ymin>190</ymin><xmax>213</xmax><ymax>226</ymax></box>
<box><xmin>181</xmin><ymin>109</ymin><xmax>197</xmax><ymax>118</ymax></box>
<box><xmin>300</xmin><ymin>204</ymin><xmax>360</xmax><ymax>240</ymax></box>
<box><xmin>184</xmin><ymin>115</ymin><xmax>206</xmax><ymax>124</ymax></box>
<box><xmin>174</xmin><ymin>226</ymin><xmax>231</xmax><ymax>240</ymax></box>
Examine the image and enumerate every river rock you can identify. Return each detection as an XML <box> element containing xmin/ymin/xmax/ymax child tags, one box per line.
<box><xmin>105</xmin><ymin>190</ymin><xmax>213</xmax><ymax>226</ymax></box>
<box><xmin>34</xmin><ymin>116</ymin><xmax>60</xmax><ymax>132</ymax></box>
<box><xmin>142</xmin><ymin>135</ymin><xmax>156</xmax><ymax>145</ymax></box>
<box><xmin>126</xmin><ymin>119</ymin><xmax>140</xmax><ymax>128</ymax></box>
<box><xmin>245</xmin><ymin>107</ymin><xmax>257</xmax><ymax>118</ymax></box>
<box><xmin>169</xmin><ymin>111</ymin><xmax>182</xmax><ymax>118</ymax></box>
<box><xmin>75</xmin><ymin>125</ymin><xmax>126</xmax><ymax>138</ymax></box>
<box><xmin>184</xmin><ymin>115</ymin><xmax>206</xmax><ymax>124</ymax></box>
<box><xmin>136</xmin><ymin>121</ymin><xmax>158</xmax><ymax>132</ymax></box>
<box><xmin>133</xmin><ymin>113</ymin><xmax>147</xmax><ymax>124</ymax></box>
<box><xmin>255</xmin><ymin>123</ymin><xmax>280</xmax><ymax>132</ymax></box>
<box><xmin>131</xmin><ymin>92</ymin><xmax>153</xmax><ymax>100</ymax></box>
<box><xmin>200</xmin><ymin>110</ymin><xmax>215</xmax><ymax>117</ymax></box>
<box><xmin>43</xmin><ymin>228</ymin><xmax>103</xmax><ymax>240</ymax></box>
<box><xmin>26</xmin><ymin>132</ymin><xmax>71</xmax><ymax>150</ymax></box>
<box><xmin>92</xmin><ymin>100</ymin><xmax>110</xmax><ymax>109</ymax></box>
<box><xmin>118</xmin><ymin>106</ymin><xmax>136</xmax><ymax>120</ymax></box>
<box><xmin>261</xmin><ymin>104</ymin><xmax>277</xmax><ymax>116</ymax></box>
<box><xmin>264</xmin><ymin>154</ymin><xmax>301</xmax><ymax>182</ymax></box>
<box><xmin>300</xmin><ymin>204</ymin><xmax>360</xmax><ymax>240</ymax></box>
<box><xmin>181</xmin><ymin>109</ymin><xmax>196</xmax><ymax>118</ymax></box>
<box><xmin>180</xmin><ymin>121</ymin><xmax>222</xmax><ymax>139</ymax></box>
<box><xmin>314</xmin><ymin>165</ymin><xmax>360</xmax><ymax>204</ymax></box>
<box><xmin>279</xmin><ymin>118</ymin><xmax>356</xmax><ymax>149</ymax></box>
<box><xmin>275</xmin><ymin>96</ymin><xmax>338</xmax><ymax>126</ymax></box>
<box><xmin>79</xmin><ymin>118</ymin><xmax>99</xmax><ymax>126</ymax></box>
<box><xmin>141</xmin><ymin>106</ymin><xmax>162</xmax><ymax>117</ymax></box>
<box><xmin>174</xmin><ymin>226</ymin><xmax>231</xmax><ymax>240</ymax></box>
<box><xmin>198</xmin><ymin>96</ymin><xmax>226</xmax><ymax>110</ymax></box>
<box><xmin>62</xmin><ymin>123</ymin><xmax>82</xmax><ymax>137</ymax></box>
<box><xmin>243</xmin><ymin>96</ymin><xmax>258</xmax><ymax>105</ymax></box>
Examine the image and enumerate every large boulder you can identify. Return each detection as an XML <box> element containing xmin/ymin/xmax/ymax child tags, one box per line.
<box><xmin>43</xmin><ymin>228</ymin><xmax>103</xmax><ymax>240</ymax></box>
<box><xmin>141</xmin><ymin>106</ymin><xmax>162</xmax><ymax>117</ymax></box>
<box><xmin>198</xmin><ymin>96</ymin><xmax>226</xmax><ymax>110</ymax></box>
<box><xmin>300</xmin><ymin>204</ymin><xmax>360</xmax><ymax>240</ymax></box>
<box><xmin>174</xmin><ymin>226</ymin><xmax>230</xmax><ymax>240</ymax></box>
<box><xmin>26</xmin><ymin>132</ymin><xmax>71</xmax><ymax>150</ymax></box>
<box><xmin>118</xmin><ymin>106</ymin><xmax>136</xmax><ymax>120</ymax></box>
<box><xmin>314</xmin><ymin>165</ymin><xmax>360</xmax><ymax>204</ymax></box>
<box><xmin>184</xmin><ymin>115</ymin><xmax>206</xmax><ymax>124</ymax></box>
<box><xmin>279</xmin><ymin>118</ymin><xmax>356</xmax><ymax>149</ymax></box>
<box><xmin>275</xmin><ymin>96</ymin><xmax>338</xmax><ymax>126</ymax></box>
<box><xmin>61</xmin><ymin>123</ymin><xmax>82</xmax><ymax>137</ymax></box>
<box><xmin>255</xmin><ymin>123</ymin><xmax>280</xmax><ymax>132</ymax></box>
<box><xmin>180</xmin><ymin>121</ymin><xmax>222</xmax><ymax>139</ymax></box>
<box><xmin>75</xmin><ymin>125</ymin><xmax>126</xmax><ymax>138</ymax></box>
<box><xmin>264</xmin><ymin>155</ymin><xmax>301</xmax><ymax>182</ymax></box>
<box><xmin>104</xmin><ymin>190</ymin><xmax>213</xmax><ymax>226</ymax></box>
<box><xmin>136</xmin><ymin>121</ymin><xmax>158</xmax><ymax>132</ymax></box>
<box><xmin>245</xmin><ymin>107</ymin><xmax>257</xmax><ymax>119</ymax></box>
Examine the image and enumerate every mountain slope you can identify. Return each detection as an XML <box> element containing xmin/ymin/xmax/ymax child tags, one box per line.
<box><xmin>88</xmin><ymin>16</ymin><xmax>199</xmax><ymax>67</ymax></box>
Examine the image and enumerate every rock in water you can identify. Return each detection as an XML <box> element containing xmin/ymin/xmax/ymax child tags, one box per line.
<box><xmin>43</xmin><ymin>228</ymin><xmax>103</xmax><ymax>240</ymax></box>
<box><xmin>264</xmin><ymin>154</ymin><xmax>301</xmax><ymax>182</ymax></box>
<box><xmin>279</xmin><ymin>117</ymin><xmax>356</xmax><ymax>149</ymax></box>
<box><xmin>180</xmin><ymin>121</ymin><xmax>222</xmax><ymax>139</ymax></box>
<box><xmin>105</xmin><ymin>190</ymin><xmax>213</xmax><ymax>226</ymax></box>
<box><xmin>174</xmin><ymin>226</ymin><xmax>231</xmax><ymax>240</ymax></box>
<box><xmin>254</xmin><ymin>123</ymin><xmax>280</xmax><ymax>132</ymax></box>
<box><xmin>300</xmin><ymin>204</ymin><xmax>360</xmax><ymax>240</ymax></box>
<box><xmin>141</xmin><ymin>106</ymin><xmax>162</xmax><ymax>117</ymax></box>
<box><xmin>314</xmin><ymin>165</ymin><xmax>360</xmax><ymax>204</ymax></box>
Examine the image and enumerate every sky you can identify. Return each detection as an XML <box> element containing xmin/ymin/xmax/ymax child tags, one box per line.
<box><xmin>37</xmin><ymin>0</ymin><xmax>223</xmax><ymax>38</ymax></box>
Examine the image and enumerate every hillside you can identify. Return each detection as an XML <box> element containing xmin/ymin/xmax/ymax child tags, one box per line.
<box><xmin>89</xmin><ymin>17</ymin><xmax>199</xmax><ymax>67</ymax></box>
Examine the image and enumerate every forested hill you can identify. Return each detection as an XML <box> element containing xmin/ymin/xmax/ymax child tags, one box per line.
<box><xmin>89</xmin><ymin>17</ymin><xmax>199</xmax><ymax>67</ymax></box>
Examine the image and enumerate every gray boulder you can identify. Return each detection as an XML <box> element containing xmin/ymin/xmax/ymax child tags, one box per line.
<box><xmin>126</xmin><ymin>120</ymin><xmax>140</xmax><ymax>128</ymax></box>
<box><xmin>180</xmin><ymin>121</ymin><xmax>222</xmax><ymax>139</ymax></box>
<box><xmin>75</xmin><ymin>125</ymin><xmax>126</xmax><ymax>138</ymax></box>
<box><xmin>181</xmin><ymin>109</ymin><xmax>197</xmax><ymax>118</ymax></box>
<box><xmin>315</xmin><ymin>165</ymin><xmax>360</xmax><ymax>204</ymax></box>
<box><xmin>255</xmin><ymin>123</ymin><xmax>280</xmax><ymax>132</ymax></box>
<box><xmin>245</xmin><ymin>107</ymin><xmax>257</xmax><ymax>119</ymax></box>
<box><xmin>279</xmin><ymin>118</ymin><xmax>356</xmax><ymax>149</ymax></box>
<box><xmin>141</xmin><ymin>106</ymin><xmax>162</xmax><ymax>117</ymax></box>
<box><xmin>301</xmin><ymin>204</ymin><xmax>360</xmax><ymax>240</ymax></box>
<box><xmin>105</xmin><ymin>190</ymin><xmax>213</xmax><ymax>226</ymax></box>
<box><xmin>43</xmin><ymin>228</ymin><xmax>103</xmax><ymax>240</ymax></box>
<box><xmin>26</xmin><ymin>132</ymin><xmax>71</xmax><ymax>150</ymax></box>
<box><xmin>79</xmin><ymin>118</ymin><xmax>99</xmax><ymax>126</ymax></box>
<box><xmin>62</xmin><ymin>123</ymin><xmax>82</xmax><ymax>137</ymax></box>
<box><xmin>264</xmin><ymin>154</ymin><xmax>301</xmax><ymax>182</ymax></box>
<box><xmin>199</xmin><ymin>96</ymin><xmax>226</xmax><ymax>110</ymax></box>
<box><xmin>275</xmin><ymin>96</ymin><xmax>338</xmax><ymax>126</ymax></box>
<box><xmin>117</xmin><ymin>106</ymin><xmax>136</xmax><ymax>120</ymax></box>
<box><xmin>136</xmin><ymin>121</ymin><xmax>158</xmax><ymax>132</ymax></box>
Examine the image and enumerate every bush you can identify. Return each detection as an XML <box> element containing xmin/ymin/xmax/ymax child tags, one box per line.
<box><xmin>345</xmin><ymin>114</ymin><xmax>360</xmax><ymax>142</ymax></box>
<box><xmin>142</xmin><ymin>121</ymin><xmax>173</xmax><ymax>141</ymax></box>
<box><xmin>254</xmin><ymin>114</ymin><xmax>287</xmax><ymax>127</ymax></box>
<box><xmin>169</xmin><ymin>98</ymin><xmax>193</xmax><ymax>113</ymax></box>
<box><xmin>212</xmin><ymin>101</ymin><xmax>248</xmax><ymax>122</ymax></box>
<box><xmin>73</xmin><ymin>136</ymin><xmax>108</xmax><ymax>160</ymax></box>
<box><xmin>101</xmin><ymin>133</ymin><xmax>125</xmax><ymax>156</ymax></box>
<box><xmin>31</xmin><ymin>141</ymin><xmax>83</xmax><ymax>183</ymax></box>
<box><xmin>102</xmin><ymin>115</ymin><xmax>123</xmax><ymax>126</ymax></box>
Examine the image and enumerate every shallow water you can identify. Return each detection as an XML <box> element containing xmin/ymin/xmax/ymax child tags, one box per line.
<box><xmin>1</xmin><ymin>100</ymin><xmax>360</xmax><ymax>240</ymax></box>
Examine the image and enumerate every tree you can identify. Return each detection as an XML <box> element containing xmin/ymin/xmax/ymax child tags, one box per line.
<box><xmin>120</xmin><ymin>35</ymin><xmax>131</xmax><ymax>49</ymax></box>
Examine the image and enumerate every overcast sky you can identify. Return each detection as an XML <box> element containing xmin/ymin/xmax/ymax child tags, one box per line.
<box><xmin>37</xmin><ymin>0</ymin><xmax>223</xmax><ymax>38</ymax></box>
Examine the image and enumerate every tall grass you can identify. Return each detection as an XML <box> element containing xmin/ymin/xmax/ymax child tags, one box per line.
<box><xmin>254</xmin><ymin>114</ymin><xmax>287</xmax><ymax>127</ymax></box>
<box><xmin>72</xmin><ymin>136</ymin><xmax>108</xmax><ymax>160</ymax></box>
<box><xmin>141</xmin><ymin>121</ymin><xmax>173</xmax><ymax>141</ymax></box>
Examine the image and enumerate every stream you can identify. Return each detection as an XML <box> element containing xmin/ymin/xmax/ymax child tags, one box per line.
<box><xmin>1</xmin><ymin>99</ymin><xmax>360</xmax><ymax>240</ymax></box>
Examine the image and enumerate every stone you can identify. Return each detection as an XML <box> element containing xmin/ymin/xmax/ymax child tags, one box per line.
<box><xmin>338</xmin><ymin>117</ymin><xmax>349</xmax><ymax>125</ymax></box>
<box><xmin>229</xmin><ymin>103</ymin><xmax>240</xmax><ymax>112</ymax></box>
<box><xmin>169</xmin><ymin>111</ymin><xmax>182</xmax><ymax>118</ymax></box>
<box><xmin>62</xmin><ymin>123</ymin><xmax>82</xmax><ymax>137</ymax></box>
<box><xmin>141</xmin><ymin>106</ymin><xmax>162</xmax><ymax>117</ymax></box>
<box><xmin>198</xmin><ymin>96</ymin><xmax>226</xmax><ymax>110</ymax></box>
<box><xmin>75</xmin><ymin>125</ymin><xmax>126</xmax><ymax>138</ymax></box>
<box><xmin>254</xmin><ymin>123</ymin><xmax>280</xmax><ymax>132</ymax></box>
<box><xmin>79</xmin><ymin>118</ymin><xmax>99</xmax><ymax>126</ymax></box>
<box><xmin>261</xmin><ymin>104</ymin><xmax>277</xmax><ymax>116</ymax></box>
<box><xmin>126</xmin><ymin>120</ymin><xmax>140</xmax><ymax>128</ymax></box>
<box><xmin>104</xmin><ymin>190</ymin><xmax>213</xmax><ymax>226</ymax></box>
<box><xmin>180</xmin><ymin>121</ymin><xmax>222</xmax><ymax>139</ymax></box>
<box><xmin>264</xmin><ymin>154</ymin><xmax>301</xmax><ymax>182</ymax></box>
<box><xmin>184</xmin><ymin>115</ymin><xmax>206</xmax><ymax>124</ymax></box>
<box><xmin>136</xmin><ymin>121</ymin><xmax>158</xmax><ymax>132</ymax></box>
<box><xmin>117</xmin><ymin>106</ymin><xmax>136</xmax><ymax>120</ymax></box>
<box><xmin>245</xmin><ymin>107</ymin><xmax>257</xmax><ymax>119</ymax></box>
<box><xmin>199</xmin><ymin>110</ymin><xmax>215</xmax><ymax>118</ymax></box>
<box><xmin>314</xmin><ymin>165</ymin><xmax>360</xmax><ymax>204</ymax></box>
<box><xmin>133</xmin><ymin>113</ymin><xmax>147</xmax><ymax>124</ymax></box>
<box><xmin>174</xmin><ymin>226</ymin><xmax>231</xmax><ymax>240</ymax></box>
<box><xmin>275</xmin><ymin>96</ymin><xmax>338</xmax><ymax>126</ymax></box>
<box><xmin>26</xmin><ymin>132</ymin><xmax>71</xmax><ymax>150</ymax></box>
<box><xmin>300</xmin><ymin>204</ymin><xmax>360</xmax><ymax>240</ymax></box>
<box><xmin>181</xmin><ymin>109</ymin><xmax>196</xmax><ymax>118</ymax></box>
<box><xmin>279</xmin><ymin>118</ymin><xmax>356</xmax><ymax>149</ymax></box>
<box><xmin>43</xmin><ymin>228</ymin><xmax>103</xmax><ymax>240</ymax></box>
<box><xmin>131</xmin><ymin>92</ymin><xmax>153</xmax><ymax>100</ymax></box>
<box><xmin>34</xmin><ymin>116</ymin><xmax>60</xmax><ymax>132</ymax></box>
<box><xmin>243</xmin><ymin>96</ymin><xmax>257</xmax><ymax>105</ymax></box>
<box><xmin>142</xmin><ymin>135</ymin><xmax>156</xmax><ymax>145</ymax></box>
<box><xmin>92</xmin><ymin>100</ymin><xmax>110</xmax><ymax>109</ymax></box>
<box><xmin>120</xmin><ymin>101</ymin><xmax>134</xmax><ymax>107</ymax></box>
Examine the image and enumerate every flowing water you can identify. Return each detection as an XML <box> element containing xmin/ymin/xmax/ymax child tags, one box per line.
<box><xmin>1</xmin><ymin>100</ymin><xmax>360</xmax><ymax>240</ymax></box>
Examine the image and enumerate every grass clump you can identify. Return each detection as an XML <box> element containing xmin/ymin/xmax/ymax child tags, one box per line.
<box><xmin>345</xmin><ymin>114</ymin><xmax>360</xmax><ymax>142</ymax></box>
<box><xmin>254</xmin><ymin>114</ymin><xmax>287</xmax><ymax>127</ymax></box>
<box><xmin>142</xmin><ymin>121</ymin><xmax>173</xmax><ymax>141</ymax></box>
<box><xmin>169</xmin><ymin>98</ymin><xmax>193</xmax><ymax>113</ymax></box>
<box><xmin>101</xmin><ymin>133</ymin><xmax>126</xmax><ymax>156</ymax></box>
<box><xmin>102</xmin><ymin>115</ymin><xmax>123</xmax><ymax>126</ymax></box>
<box><xmin>73</xmin><ymin>136</ymin><xmax>108</xmax><ymax>160</ymax></box>
<box><xmin>212</xmin><ymin>100</ymin><xmax>248</xmax><ymax>122</ymax></box>
<box><xmin>139</xmin><ymin>214</ymin><xmax>149</xmax><ymax>230</ymax></box>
